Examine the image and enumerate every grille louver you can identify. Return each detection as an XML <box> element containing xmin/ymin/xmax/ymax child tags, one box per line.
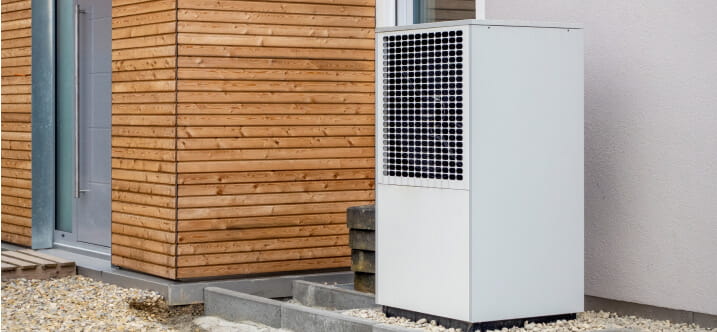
<box><xmin>380</xmin><ymin>29</ymin><xmax>467</xmax><ymax>186</ymax></box>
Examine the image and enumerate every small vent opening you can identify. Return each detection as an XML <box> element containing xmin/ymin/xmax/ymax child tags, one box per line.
<box><xmin>381</xmin><ymin>30</ymin><xmax>465</xmax><ymax>181</ymax></box>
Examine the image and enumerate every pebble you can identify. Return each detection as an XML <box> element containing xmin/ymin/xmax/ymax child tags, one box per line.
<box><xmin>2</xmin><ymin>275</ymin><xmax>203</xmax><ymax>331</ymax></box>
<box><xmin>342</xmin><ymin>308</ymin><xmax>717</xmax><ymax>332</ymax></box>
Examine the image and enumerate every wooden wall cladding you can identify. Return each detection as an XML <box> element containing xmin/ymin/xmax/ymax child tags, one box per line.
<box><xmin>110</xmin><ymin>0</ymin><xmax>376</xmax><ymax>279</ymax></box>
<box><xmin>1</xmin><ymin>0</ymin><xmax>33</xmax><ymax>247</ymax></box>
<box><xmin>111</xmin><ymin>0</ymin><xmax>178</xmax><ymax>279</ymax></box>
<box><xmin>173</xmin><ymin>0</ymin><xmax>376</xmax><ymax>279</ymax></box>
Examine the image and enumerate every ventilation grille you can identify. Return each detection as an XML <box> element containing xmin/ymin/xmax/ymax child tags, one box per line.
<box><xmin>381</xmin><ymin>29</ymin><xmax>466</xmax><ymax>182</ymax></box>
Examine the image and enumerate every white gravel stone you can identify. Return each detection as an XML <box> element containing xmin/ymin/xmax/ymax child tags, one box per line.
<box><xmin>6</xmin><ymin>276</ymin><xmax>715</xmax><ymax>332</ymax></box>
<box><xmin>342</xmin><ymin>308</ymin><xmax>717</xmax><ymax>332</ymax></box>
<box><xmin>2</xmin><ymin>275</ymin><xmax>203</xmax><ymax>331</ymax></box>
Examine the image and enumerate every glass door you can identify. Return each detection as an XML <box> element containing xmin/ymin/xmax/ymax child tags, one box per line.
<box><xmin>55</xmin><ymin>0</ymin><xmax>112</xmax><ymax>249</ymax></box>
<box><xmin>55</xmin><ymin>0</ymin><xmax>77</xmax><ymax>236</ymax></box>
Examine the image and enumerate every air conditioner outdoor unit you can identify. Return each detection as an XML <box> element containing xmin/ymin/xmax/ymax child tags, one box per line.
<box><xmin>375</xmin><ymin>20</ymin><xmax>584</xmax><ymax>330</ymax></box>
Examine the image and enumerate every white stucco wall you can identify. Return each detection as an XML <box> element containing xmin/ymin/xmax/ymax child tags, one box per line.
<box><xmin>484</xmin><ymin>0</ymin><xmax>717</xmax><ymax>315</ymax></box>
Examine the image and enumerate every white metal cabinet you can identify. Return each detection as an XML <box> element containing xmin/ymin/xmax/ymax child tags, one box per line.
<box><xmin>375</xmin><ymin>19</ymin><xmax>584</xmax><ymax>323</ymax></box>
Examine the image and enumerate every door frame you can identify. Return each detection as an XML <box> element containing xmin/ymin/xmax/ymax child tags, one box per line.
<box><xmin>31</xmin><ymin>0</ymin><xmax>56</xmax><ymax>250</ymax></box>
<box><xmin>31</xmin><ymin>0</ymin><xmax>111</xmax><ymax>259</ymax></box>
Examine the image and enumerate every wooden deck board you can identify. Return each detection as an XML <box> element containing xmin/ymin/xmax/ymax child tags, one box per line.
<box><xmin>1</xmin><ymin>249</ymin><xmax>76</xmax><ymax>280</ymax></box>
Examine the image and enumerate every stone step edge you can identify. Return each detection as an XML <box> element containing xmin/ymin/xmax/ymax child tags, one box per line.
<box><xmin>204</xmin><ymin>286</ymin><xmax>422</xmax><ymax>332</ymax></box>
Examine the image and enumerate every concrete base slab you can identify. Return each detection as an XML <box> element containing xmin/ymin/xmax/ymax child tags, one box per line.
<box><xmin>12</xmin><ymin>245</ymin><xmax>352</xmax><ymax>305</ymax></box>
<box><xmin>292</xmin><ymin>280</ymin><xmax>377</xmax><ymax>310</ymax></box>
<box><xmin>1</xmin><ymin>242</ymin><xmax>28</xmax><ymax>251</ymax></box>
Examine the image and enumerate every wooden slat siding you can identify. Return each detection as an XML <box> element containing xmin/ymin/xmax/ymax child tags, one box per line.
<box><xmin>111</xmin><ymin>0</ymin><xmax>178</xmax><ymax>279</ymax></box>
<box><xmin>1</xmin><ymin>0</ymin><xmax>32</xmax><ymax>247</ymax></box>
<box><xmin>173</xmin><ymin>0</ymin><xmax>375</xmax><ymax>279</ymax></box>
<box><xmin>177</xmin><ymin>256</ymin><xmax>351</xmax><ymax>279</ymax></box>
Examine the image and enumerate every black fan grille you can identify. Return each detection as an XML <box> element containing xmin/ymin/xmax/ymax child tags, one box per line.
<box><xmin>381</xmin><ymin>29</ymin><xmax>465</xmax><ymax>181</ymax></box>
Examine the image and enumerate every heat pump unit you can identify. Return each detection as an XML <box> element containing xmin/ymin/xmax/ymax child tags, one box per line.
<box><xmin>375</xmin><ymin>20</ymin><xmax>584</xmax><ymax>328</ymax></box>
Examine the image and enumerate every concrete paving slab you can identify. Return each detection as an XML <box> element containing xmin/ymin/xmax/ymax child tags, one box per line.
<box><xmin>292</xmin><ymin>280</ymin><xmax>376</xmax><ymax>310</ymax></box>
<box><xmin>694</xmin><ymin>312</ymin><xmax>717</xmax><ymax>329</ymax></box>
<box><xmin>199</xmin><ymin>281</ymin><xmax>428</xmax><ymax>332</ymax></box>
<box><xmin>205</xmin><ymin>287</ymin><xmax>282</xmax><ymax>328</ymax></box>
<box><xmin>203</xmin><ymin>284</ymin><xmax>409</xmax><ymax>332</ymax></box>
<box><xmin>281</xmin><ymin>302</ymin><xmax>377</xmax><ymax>332</ymax></box>
<box><xmin>372</xmin><ymin>324</ymin><xmax>423</xmax><ymax>332</ymax></box>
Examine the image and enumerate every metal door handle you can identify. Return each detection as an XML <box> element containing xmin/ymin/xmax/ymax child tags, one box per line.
<box><xmin>74</xmin><ymin>3</ymin><xmax>85</xmax><ymax>197</ymax></box>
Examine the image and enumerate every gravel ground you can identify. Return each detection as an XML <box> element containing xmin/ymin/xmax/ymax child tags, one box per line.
<box><xmin>2</xmin><ymin>275</ymin><xmax>203</xmax><ymax>331</ymax></box>
<box><xmin>343</xmin><ymin>308</ymin><xmax>717</xmax><ymax>332</ymax></box>
<box><xmin>4</xmin><ymin>276</ymin><xmax>715</xmax><ymax>332</ymax></box>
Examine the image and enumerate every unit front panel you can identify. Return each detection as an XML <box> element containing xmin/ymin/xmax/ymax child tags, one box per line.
<box><xmin>376</xmin><ymin>184</ymin><xmax>471</xmax><ymax>321</ymax></box>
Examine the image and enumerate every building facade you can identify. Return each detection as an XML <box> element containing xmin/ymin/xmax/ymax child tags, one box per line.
<box><xmin>2</xmin><ymin>0</ymin><xmax>377</xmax><ymax>279</ymax></box>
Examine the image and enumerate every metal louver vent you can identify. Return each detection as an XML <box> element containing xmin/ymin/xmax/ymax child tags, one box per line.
<box><xmin>381</xmin><ymin>29</ymin><xmax>466</xmax><ymax>182</ymax></box>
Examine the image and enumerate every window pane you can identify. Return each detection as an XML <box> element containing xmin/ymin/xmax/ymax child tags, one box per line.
<box><xmin>56</xmin><ymin>0</ymin><xmax>76</xmax><ymax>233</ymax></box>
<box><xmin>414</xmin><ymin>0</ymin><xmax>476</xmax><ymax>24</ymax></box>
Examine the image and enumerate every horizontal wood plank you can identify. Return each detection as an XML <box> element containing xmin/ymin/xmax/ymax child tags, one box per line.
<box><xmin>177</xmin><ymin>245</ymin><xmax>350</xmax><ymax>267</ymax></box>
<box><xmin>178</xmin><ymin>168</ymin><xmax>374</xmax><ymax>185</ymax></box>
<box><xmin>179</xmin><ymin>179</ymin><xmax>373</xmax><ymax>196</ymax></box>
<box><xmin>178</xmin><ymin>9</ymin><xmax>373</xmax><ymax>28</ymax></box>
<box><xmin>178</xmin><ymin>200</ymin><xmax>372</xmax><ymax>220</ymax></box>
<box><xmin>177</xmin><ymin>0</ymin><xmax>374</xmax><ymax>17</ymax></box>
<box><xmin>177</xmin><ymin>213</ymin><xmax>346</xmax><ymax>232</ymax></box>
<box><xmin>177</xmin><ymin>235</ymin><xmax>348</xmax><ymax>256</ymax></box>
<box><xmin>177</xmin><ymin>256</ymin><xmax>350</xmax><ymax>278</ymax></box>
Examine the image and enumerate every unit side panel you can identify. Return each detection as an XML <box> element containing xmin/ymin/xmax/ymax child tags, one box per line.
<box><xmin>376</xmin><ymin>184</ymin><xmax>470</xmax><ymax>320</ymax></box>
<box><xmin>469</xmin><ymin>26</ymin><xmax>584</xmax><ymax>321</ymax></box>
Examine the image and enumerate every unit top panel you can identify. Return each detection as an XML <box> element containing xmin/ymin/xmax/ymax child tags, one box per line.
<box><xmin>376</xmin><ymin>19</ymin><xmax>582</xmax><ymax>33</ymax></box>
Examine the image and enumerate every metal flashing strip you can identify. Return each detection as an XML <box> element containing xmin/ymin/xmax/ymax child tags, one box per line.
<box><xmin>31</xmin><ymin>0</ymin><xmax>57</xmax><ymax>249</ymax></box>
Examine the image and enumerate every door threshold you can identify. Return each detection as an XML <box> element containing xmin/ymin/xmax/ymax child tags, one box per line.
<box><xmin>53</xmin><ymin>241</ymin><xmax>110</xmax><ymax>261</ymax></box>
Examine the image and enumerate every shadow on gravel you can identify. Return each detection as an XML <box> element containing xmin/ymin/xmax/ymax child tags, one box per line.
<box><xmin>127</xmin><ymin>294</ymin><xmax>205</xmax><ymax>331</ymax></box>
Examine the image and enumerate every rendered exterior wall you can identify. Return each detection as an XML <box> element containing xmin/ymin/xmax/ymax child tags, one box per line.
<box><xmin>1</xmin><ymin>0</ymin><xmax>33</xmax><ymax>247</ymax></box>
<box><xmin>486</xmin><ymin>0</ymin><xmax>717</xmax><ymax>315</ymax></box>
